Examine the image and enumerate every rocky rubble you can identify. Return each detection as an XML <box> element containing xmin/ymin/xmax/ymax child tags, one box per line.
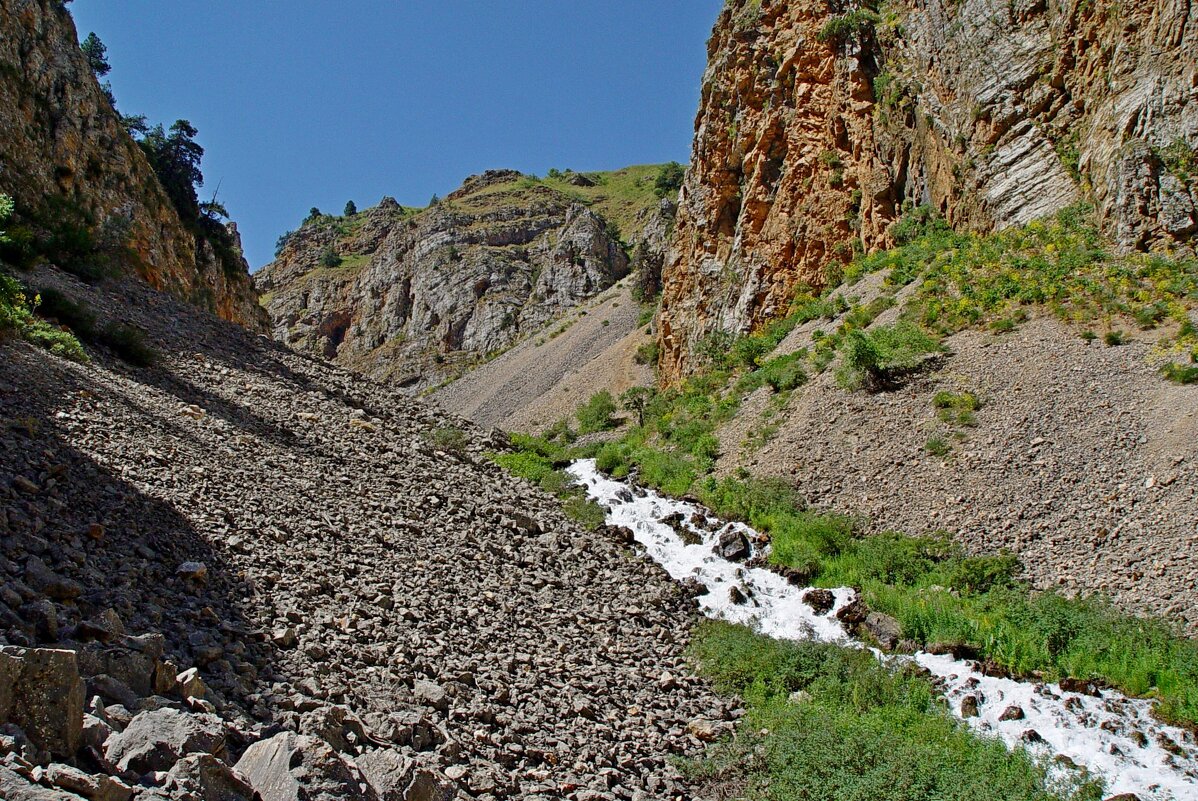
<box><xmin>0</xmin><ymin>266</ymin><xmax>737</xmax><ymax>799</ymax></box>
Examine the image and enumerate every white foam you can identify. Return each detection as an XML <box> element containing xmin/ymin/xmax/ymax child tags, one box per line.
<box><xmin>567</xmin><ymin>459</ymin><xmax>1198</xmax><ymax>801</ymax></box>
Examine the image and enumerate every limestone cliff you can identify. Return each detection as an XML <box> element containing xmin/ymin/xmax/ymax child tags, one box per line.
<box><xmin>658</xmin><ymin>0</ymin><xmax>1197</xmax><ymax>382</ymax></box>
<box><xmin>0</xmin><ymin>0</ymin><xmax>266</xmax><ymax>330</ymax></box>
<box><xmin>256</xmin><ymin>170</ymin><xmax>647</xmax><ymax>391</ymax></box>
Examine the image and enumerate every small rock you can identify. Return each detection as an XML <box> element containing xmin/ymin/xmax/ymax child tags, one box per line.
<box><xmin>714</xmin><ymin>530</ymin><xmax>750</xmax><ymax>562</ymax></box>
<box><xmin>412</xmin><ymin>680</ymin><xmax>448</xmax><ymax>713</ymax></box>
<box><xmin>175</xmin><ymin>563</ymin><xmax>207</xmax><ymax>583</ymax></box>
<box><xmin>960</xmin><ymin>695</ymin><xmax>980</xmax><ymax>718</ymax></box>
<box><xmin>801</xmin><ymin>588</ymin><xmax>835</xmax><ymax>615</ymax></box>
<box><xmin>999</xmin><ymin>705</ymin><xmax>1025</xmax><ymax>722</ymax></box>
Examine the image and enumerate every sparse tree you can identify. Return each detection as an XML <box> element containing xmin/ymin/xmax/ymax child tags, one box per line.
<box><xmin>80</xmin><ymin>32</ymin><xmax>111</xmax><ymax>77</ymax></box>
<box><xmin>620</xmin><ymin>386</ymin><xmax>654</xmax><ymax>428</ymax></box>
<box><xmin>654</xmin><ymin>161</ymin><xmax>685</xmax><ymax>199</ymax></box>
<box><xmin>344</xmin><ymin>200</ymin><xmax>357</xmax><ymax>216</ymax></box>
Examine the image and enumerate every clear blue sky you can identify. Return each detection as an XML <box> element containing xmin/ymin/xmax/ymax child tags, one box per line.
<box><xmin>68</xmin><ymin>1</ymin><xmax>724</xmax><ymax>269</ymax></box>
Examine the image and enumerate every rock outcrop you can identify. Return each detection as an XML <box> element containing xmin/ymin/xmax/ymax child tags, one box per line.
<box><xmin>0</xmin><ymin>0</ymin><xmax>266</xmax><ymax>330</ymax></box>
<box><xmin>658</xmin><ymin>0</ymin><xmax>1198</xmax><ymax>382</ymax></box>
<box><xmin>256</xmin><ymin>169</ymin><xmax>670</xmax><ymax>392</ymax></box>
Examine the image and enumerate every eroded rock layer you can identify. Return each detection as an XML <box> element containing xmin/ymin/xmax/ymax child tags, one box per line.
<box><xmin>659</xmin><ymin>0</ymin><xmax>1197</xmax><ymax>382</ymax></box>
<box><xmin>0</xmin><ymin>0</ymin><xmax>265</xmax><ymax>330</ymax></box>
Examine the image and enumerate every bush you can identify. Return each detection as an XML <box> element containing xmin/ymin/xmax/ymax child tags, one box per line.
<box><xmin>320</xmin><ymin>247</ymin><xmax>342</xmax><ymax>268</ymax></box>
<box><xmin>1103</xmin><ymin>330</ymin><xmax>1125</xmax><ymax>347</ymax></box>
<box><xmin>925</xmin><ymin>435</ymin><xmax>950</xmax><ymax>456</ymax></box>
<box><xmin>687</xmin><ymin>621</ymin><xmax>1098</xmax><ymax>801</ymax></box>
<box><xmin>634</xmin><ymin>340</ymin><xmax>660</xmax><ymax>365</ymax></box>
<box><xmin>576</xmin><ymin>391</ymin><xmax>618</xmax><ymax>433</ymax></box>
<box><xmin>1162</xmin><ymin>361</ymin><xmax>1198</xmax><ymax>384</ymax></box>
<box><xmin>35</xmin><ymin>287</ymin><xmax>96</xmax><ymax>338</ymax></box>
<box><xmin>23</xmin><ymin>320</ymin><xmax>88</xmax><ymax>362</ymax></box>
<box><xmin>654</xmin><ymin>161</ymin><xmax>685</xmax><ymax>199</ymax></box>
<box><xmin>836</xmin><ymin>323</ymin><xmax>942</xmax><ymax>391</ymax></box>
<box><xmin>428</xmin><ymin>426</ymin><xmax>468</xmax><ymax>454</ymax></box>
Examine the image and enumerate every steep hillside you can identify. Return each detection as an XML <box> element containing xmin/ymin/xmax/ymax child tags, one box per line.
<box><xmin>0</xmin><ymin>264</ymin><xmax>734</xmax><ymax>799</ymax></box>
<box><xmin>658</xmin><ymin>0</ymin><xmax>1197</xmax><ymax>381</ymax></box>
<box><xmin>0</xmin><ymin>0</ymin><xmax>265</xmax><ymax>329</ymax></box>
<box><xmin>256</xmin><ymin>167</ymin><xmax>674</xmax><ymax>392</ymax></box>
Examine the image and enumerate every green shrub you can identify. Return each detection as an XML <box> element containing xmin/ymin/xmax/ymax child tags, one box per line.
<box><xmin>576</xmin><ymin>390</ymin><xmax>618</xmax><ymax>433</ymax></box>
<box><xmin>836</xmin><ymin>323</ymin><xmax>943</xmax><ymax>390</ymax></box>
<box><xmin>320</xmin><ymin>247</ymin><xmax>342</xmax><ymax>268</ymax></box>
<box><xmin>933</xmin><ymin>390</ymin><xmax>979</xmax><ymax>411</ymax></box>
<box><xmin>634</xmin><ymin>340</ymin><xmax>660</xmax><ymax>365</ymax></box>
<box><xmin>1162</xmin><ymin>361</ymin><xmax>1198</xmax><ymax>384</ymax></box>
<box><xmin>1</xmin><ymin>273</ymin><xmax>88</xmax><ymax>361</ymax></box>
<box><xmin>925</xmin><ymin>435</ymin><xmax>950</xmax><ymax>456</ymax></box>
<box><xmin>22</xmin><ymin>319</ymin><xmax>88</xmax><ymax>362</ymax></box>
<box><xmin>1103</xmin><ymin>330</ymin><xmax>1125</xmax><ymax>347</ymax></box>
<box><xmin>428</xmin><ymin>426</ymin><xmax>468</xmax><ymax>453</ymax></box>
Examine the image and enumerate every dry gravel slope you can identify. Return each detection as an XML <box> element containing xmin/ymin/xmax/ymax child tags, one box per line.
<box><xmin>434</xmin><ymin>282</ymin><xmax>653</xmax><ymax>431</ymax></box>
<box><xmin>0</xmin><ymin>266</ymin><xmax>735</xmax><ymax>799</ymax></box>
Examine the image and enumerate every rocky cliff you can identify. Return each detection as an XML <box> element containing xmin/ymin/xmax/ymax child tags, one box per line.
<box><xmin>0</xmin><ymin>0</ymin><xmax>266</xmax><ymax>330</ymax></box>
<box><xmin>257</xmin><ymin>169</ymin><xmax>670</xmax><ymax>391</ymax></box>
<box><xmin>658</xmin><ymin>0</ymin><xmax>1198</xmax><ymax>382</ymax></box>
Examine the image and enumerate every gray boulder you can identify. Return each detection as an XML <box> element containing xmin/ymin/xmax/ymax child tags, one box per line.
<box><xmin>142</xmin><ymin>753</ymin><xmax>257</xmax><ymax>801</ymax></box>
<box><xmin>863</xmin><ymin>612</ymin><xmax>902</xmax><ymax>651</ymax></box>
<box><xmin>355</xmin><ymin>748</ymin><xmax>413</xmax><ymax>801</ymax></box>
<box><xmin>42</xmin><ymin>764</ymin><xmax>133</xmax><ymax>801</ymax></box>
<box><xmin>0</xmin><ymin>765</ymin><xmax>87</xmax><ymax>800</ymax></box>
<box><xmin>0</xmin><ymin>647</ymin><xmax>85</xmax><ymax>758</ymax></box>
<box><xmin>104</xmin><ymin>708</ymin><xmax>227</xmax><ymax>774</ymax></box>
<box><xmin>234</xmin><ymin>732</ymin><xmax>378</xmax><ymax>801</ymax></box>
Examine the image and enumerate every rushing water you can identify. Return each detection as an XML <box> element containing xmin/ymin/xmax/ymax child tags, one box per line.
<box><xmin>567</xmin><ymin>459</ymin><xmax>1198</xmax><ymax>801</ymax></box>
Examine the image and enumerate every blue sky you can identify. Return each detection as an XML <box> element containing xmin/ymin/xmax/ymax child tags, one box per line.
<box><xmin>69</xmin><ymin>1</ymin><xmax>724</xmax><ymax>269</ymax></box>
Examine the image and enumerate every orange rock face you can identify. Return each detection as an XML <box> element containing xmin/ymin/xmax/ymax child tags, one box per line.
<box><xmin>0</xmin><ymin>0</ymin><xmax>266</xmax><ymax>331</ymax></box>
<box><xmin>658</xmin><ymin>0</ymin><xmax>1197</xmax><ymax>383</ymax></box>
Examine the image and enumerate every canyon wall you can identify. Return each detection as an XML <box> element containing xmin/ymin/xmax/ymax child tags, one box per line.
<box><xmin>658</xmin><ymin>0</ymin><xmax>1197</xmax><ymax>382</ymax></box>
<box><xmin>256</xmin><ymin>171</ymin><xmax>636</xmax><ymax>391</ymax></box>
<box><xmin>0</xmin><ymin>0</ymin><xmax>265</xmax><ymax>329</ymax></box>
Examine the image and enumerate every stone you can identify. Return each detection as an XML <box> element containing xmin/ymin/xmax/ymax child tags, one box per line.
<box><xmin>714</xmin><ymin>530</ymin><xmax>750</xmax><ymax>562</ymax></box>
<box><xmin>834</xmin><ymin>597</ymin><xmax>869</xmax><ymax>628</ymax></box>
<box><xmin>801</xmin><ymin>589</ymin><xmax>835</xmax><ymax>615</ymax></box>
<box><xmin>412</xmin><ymin>680</ymin><xmax>448</xmax><ymax>713</ymax></box>
<box><xmin>299</xmin><ymin>706</ymin><xmax>378</xmax><ymax>753</ymax></box>
<box><xmin>176</xmin><ymin>667</ymin><xmax>207</xmax><ymax>700</ymax></box>
<box><xmin>0</xmin><ymin>647</ymin><xmax>85</xmax><ymax>758</ymax></box>
<box><xmin>999</xmin><ymin>705</ymin><xmax>1025</xmax><ymax>722</ymax></box>
<box><xmin>960</xmin><ymin>695</ymin><xmax>980</xmax><ymax>718</ymax></box>
<box><xmin>158</xmin><ymin>753</ymin><xmax>256</xmax><ymax>801</ymax></box>
<box><xmin>43</xmin><ymin>764</ymin><xmax>133</xmax><ymax>801</ymax></box>
<box><xmin>85</xmin><ymin>675</ymin><xmax>139</xmax><ymax>710</ymax></box>
<box><xmin>23</xmin><ymin>558</ymin><xmax>82</xmax><ymax>601</ymax></box>
<box><xmin>355</xmin><ymin>748</ymin><xmax>413</xmax><ymax>801</ymax></box>
<box><xmin>404</xmin><ymin>769</ymin><xmax>459</xmax><ymax>801</ymax></box>
<box><xmin>175</xmin><ymin>563</ymin><xmax>208</xmax><ymax>583</ymax></box>
<box><xmin>234</xmin><ymin>732</ymin><xmax>379</xmax><ymax>801</ymax></box>
<box><xmin>104</xmin><ymin>708</ymin><xmax>227</xmax><ymax>774</ymax></box>
<box><xmin>1059</xmin><ymin>677</ymin><xmax>1100</xmax><ymax>696</ymax></box>
<box><xmin>863</xmin><ymin>612</ymin><xmax>902</xmax><ymax>651</ymax></box>
<box><xmin>76</xmin><ymin>645</ymin><xmax>160</xmax><ymax>699</ymax></box>
<box><xmin>0</xmin><ymin>765</ymin><xmax>86</xmax><ymax>800</ymax></box>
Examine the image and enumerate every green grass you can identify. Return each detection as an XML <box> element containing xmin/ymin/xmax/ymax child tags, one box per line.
<box><xmin>487</xmin><ymin>433</ymin><xmax>607</xmax><ymax>530</ymax></box>
<box><xmin>689</xmin><ymin>469</ymin><xmax>1198</xmax><ymax>728</ymax></box>
<box><xmin>687</xmin><ymin>621</ymin><xmax>1103</xmax><ymax>801</ymax></box>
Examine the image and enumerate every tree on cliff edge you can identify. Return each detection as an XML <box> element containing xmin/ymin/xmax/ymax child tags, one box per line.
<box><xmin>80</xmin><ymin>33</ymin><xmax>111</xmax><ymax>77</ymax></box>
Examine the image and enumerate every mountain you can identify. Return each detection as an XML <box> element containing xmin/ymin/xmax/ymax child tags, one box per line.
<box><xmin>255</xmin><ymin>167</ymin><xmax>674</xmax><ymax>392</ymax></box>
<box><xmin>0</xmin><ymin>0</ymin><xmax>266</xmax><ymax>330</ymax></box>
<box><xmin>657</xmin><ymin>0</ymin><xmax>1197</xmax><ymax>382</ymax></box>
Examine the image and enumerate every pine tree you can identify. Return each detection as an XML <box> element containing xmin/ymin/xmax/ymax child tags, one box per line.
<box><xmin>80</xmin><ymin>32</ymin><xmax>111</xmax><ymax>77</ymax></box>
<box><xmin>344</xmin><ymin>200</ymin><xmax>357</xmax><ymax>216</ymax></box>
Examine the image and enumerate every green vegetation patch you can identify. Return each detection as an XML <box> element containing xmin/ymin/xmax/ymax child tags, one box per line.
<box><xmin>487</xmin><ymin>432</ymin><xmax>606</xmax><ymax>530</ymax></box>
<box><xmin>686</xmin><ymin>621</ymin><xmax>1103</xmax><ymax>801</ymax></box>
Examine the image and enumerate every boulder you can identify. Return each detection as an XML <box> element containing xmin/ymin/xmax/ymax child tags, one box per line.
<box><xmin>300</xmin><ymin>706</ymin><xmax>379</xmax><ymax>753</ymax></box>
<box><xmin>234</xmin><ymin>732</ymin><xmax>378</xmax><ymax>801</ymax></box>
<box><xmin>0</xmin><ymin>765</ymin><xmax>87</xmax><ymax>800</ymax></box>
<box><xmin>104</xmin><ymin>708</ymin><xmax>227</xmax><ymax>774</ymax></box>
<box><xmin>863</xmin><ymin>612</ymin><xmax>902</xmax><ymax>651</ymax></box>
<box><xmin>801</xmin><ymin>588</ymin><xmax>835</xmax><ymax>615</ymax></box>
<box><xmin>43</xmin><ymin>764</ymin><xmax>133</xmax><ymax>801</ymax></box>
<box><xmin>999</xmin><ymin>705</ymin><xmax>1025</xmax><ymax>722</ymax></box>
<box><xmin>152</xmin><ymin>753</ymin><xmax>257</xmax><ymax>801</ymax></box>
<box><xmin>24</xmin><ymin>557</ymin><xmax>82</xmax><ymax>601</ymax></box>
<box><xmin>834</xmin><ymin>597</ymin><xmax>868</xmax><ymax>628</ymax></box>
<box><xmin>76</xmin><ymin>643</ymin><xmax>161</xmax><ymax>699</ymax></box>
<box><xmin>355</xmin><ymin>748</ymin><xmax>413</xmax><ymax>801</ymax></box>
<box><xmin>0</xmin><ymin>647</ymin><xmax>85</xmax><ymax>758</ymax></box>
<box><xmin>405</xmin><ymin>769</ymin><xmax>459</xmax><ymax>801</ymax></box>
<box><xmin>714</xmin><ymin>530</ymin><xmax>750</xmax><ymax>562</ymax></box>
<box><xmin>412</xmin><ymin>681</ymin><xmax>448</xmax><ymax>713</ymax></box>
<box><xmin>960</xmin><ymin>695</ymin><xmax>980</xmax><ymax>718</ymax></box>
